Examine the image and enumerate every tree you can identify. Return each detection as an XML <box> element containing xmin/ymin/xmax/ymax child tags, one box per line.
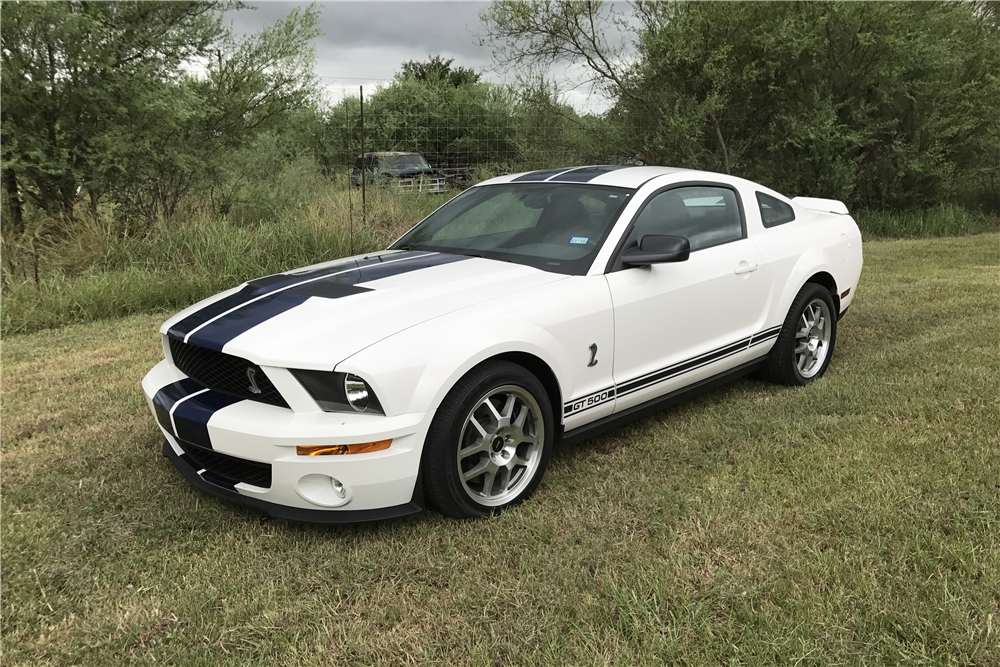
<box><xmin>482</xmin><ymin>0</ymin><xmax>1000</xmax><ymax>209</ymax></box>
<box><xmin>107</xmin><ymin>5</ymin><xmax>322</xmax><ymax>224</ymax></box>
<box><xmin>400</xmin><ymin>55</ymin><xmax>481</xmax><ymax>87</ymax></box>
<box><xmin>0</xmin><ymin>1</ymin><xmax>225</xmax><ymax>227</ymax></box>
<box><xmin>479</xmin><ymin>1</ymin><xmax>633</xmax><ymax>101</ymax></box>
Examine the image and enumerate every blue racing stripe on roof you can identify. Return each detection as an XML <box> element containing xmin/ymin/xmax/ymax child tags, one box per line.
<box><xmin>511</xmin><ymin>168</ymin><xmax>576</xmax><ymax>182</ymax></box>
<box><xmin>548</xmin><ymin>165</ymin><xmax>627</xmax><ymax>182</ymax></box>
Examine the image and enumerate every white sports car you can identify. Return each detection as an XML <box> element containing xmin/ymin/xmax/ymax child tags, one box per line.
<box><xmin>142</xmin><ymin>166</ymin><xmax>863</xmax><ymax>522</ymax></box>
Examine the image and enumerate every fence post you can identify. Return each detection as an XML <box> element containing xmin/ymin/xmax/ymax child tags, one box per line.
<box><xmin>366</xmin><ymin>86</ymin><xmax>368</xmax><ymax>222</ymax></box>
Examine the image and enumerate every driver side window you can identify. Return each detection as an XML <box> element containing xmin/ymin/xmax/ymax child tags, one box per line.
<box><xmin>626</xmin><ymin>186</ymin><xmax>743</xmax><ymax>252</ymax></box>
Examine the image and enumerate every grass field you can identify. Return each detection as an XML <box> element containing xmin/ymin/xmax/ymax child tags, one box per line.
<box><xmin>2</xmin><ymin>234</ymin><xmax>998</xmax><ymax>666</ymax></box>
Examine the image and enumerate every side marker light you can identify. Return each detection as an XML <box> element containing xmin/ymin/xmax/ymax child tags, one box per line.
<box><xmin>296</xmin><ymin>439</ymin><xmax>392</xmax><ymax>456</ymax></box>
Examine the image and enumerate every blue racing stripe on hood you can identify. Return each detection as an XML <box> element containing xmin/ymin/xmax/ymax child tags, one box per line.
<box><xmin>185</xmin><ymin>292</ymin><xmax>310</xmax><ymax>352</ymax></box>
<box><xmin>169</xmin><ymin>251</ymin><xmax>470</xmax><ymax>353</ymax></box>
<box><xmin>167</xmin><ymin>255</ymin><xmax>388</xmax><ymax>339</ymax></box>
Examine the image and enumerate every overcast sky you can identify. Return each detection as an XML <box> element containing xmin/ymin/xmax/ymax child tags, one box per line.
<box><xmin>224</xmin><ymin>1</ymin><xmax>630</xmax><ymax>114</ymax></box>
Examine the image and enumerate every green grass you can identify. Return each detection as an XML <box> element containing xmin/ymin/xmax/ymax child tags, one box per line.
<box><xmin>854</xmin><ymin>204</ymin><xmax>998</xmax><ymax>239</ymax></box>
<box><xmin>2</xmin><ymin>235</ymin><xmax>999</xmax><ymax>667</ymax></box>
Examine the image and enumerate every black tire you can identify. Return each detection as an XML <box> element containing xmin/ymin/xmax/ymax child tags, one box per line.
<box><xmin>422</xmin><ymin>360</ymin><xmax>555</xmax><ymax>519</ymax></box>
<box><xmin>758</xmin><ymin>282</ymin><xmax>838</xmax><ymax>386</ymax></box>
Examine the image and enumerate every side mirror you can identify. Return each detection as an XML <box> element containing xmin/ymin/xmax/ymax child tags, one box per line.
<box><xmin>620</xmin><ymin>235</ymin><xmax>690</xmax><ymax>267</ymax></box>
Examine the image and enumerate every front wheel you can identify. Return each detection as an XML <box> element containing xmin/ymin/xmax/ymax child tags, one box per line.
<box><xmin>422</xmin><ymin>361</ymin><xmax>554</xmax><ymax>519</ymax></box>
<box><xmin>759</xmin><ymin>283</ymin><xmax>838</xmax><ymax>386</ymax></box>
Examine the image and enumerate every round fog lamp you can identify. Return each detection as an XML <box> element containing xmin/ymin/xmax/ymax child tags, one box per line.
<box><xmin>296</xmin><ymin>474</ymin><xmax>350</xmax><ymax>507</ymax></box>
<box><xmin>344</xmin><ymin>374</ymin><xmax>370</xmax><ymax>412</ymax></box>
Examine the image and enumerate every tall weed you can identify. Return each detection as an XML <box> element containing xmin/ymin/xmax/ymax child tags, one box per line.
<box><xmin>854</xmin><ymin>204</ymin><xmax>998</xmax><ymax>238</ymax></box>
<box><xmin>1</xmin><ymin>186</ymin><xmax>447</xmax><ymax>335</ymax></box>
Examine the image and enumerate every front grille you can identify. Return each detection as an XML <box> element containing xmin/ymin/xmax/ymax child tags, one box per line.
<box><xmin>169</xmin><ymin>337</ymin><xmax>289</xmax><ymax>408</ymax></box>
<box><xmin>178</xmin><ymin>439</ymin><xmax>272</xmax><ymax>489</ymax></box>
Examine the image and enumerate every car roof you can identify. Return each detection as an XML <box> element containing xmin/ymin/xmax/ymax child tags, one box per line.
<box><xmin>477</xmin><ymin>165</ymin><xmax>753</xmax><ymax>190</ymax></box>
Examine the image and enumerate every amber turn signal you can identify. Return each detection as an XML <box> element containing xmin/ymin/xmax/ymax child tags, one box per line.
<box><xmin>296</xmin><ymin>439</ymin><xmax>391</xmax><ymax>456</ymax></box>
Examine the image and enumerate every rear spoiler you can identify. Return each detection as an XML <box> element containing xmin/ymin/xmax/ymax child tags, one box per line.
<box><xmin>792</xmin><ymin>197</ymin><xmax>849</xmax><ymax>215</ymax></box>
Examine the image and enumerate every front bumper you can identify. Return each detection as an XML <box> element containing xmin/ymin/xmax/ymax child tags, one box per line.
<box><xmin>143</xmin><ymin>359</ymin><xmax>432</xmax><ymax>522</ymax></box>
<box><xmin>393</xmin><ymin>177</ymin><xmax>447</xmax><ymax>194</ymax></box>
<box><xmin>162</xmin><ymin>441</ymin><xmax>423</xmax><ymax>524</ymax></box>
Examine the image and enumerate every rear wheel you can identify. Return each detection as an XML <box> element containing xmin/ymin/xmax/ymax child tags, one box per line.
<box><xmin>759</xmin><ymin>283</ymin><xmax>838</xmax><ymax>386</ymax></box>
<box><xmin>422</xmin><ymin>361</ymin><xmax>554</xmax><ymax>519</ymax></box>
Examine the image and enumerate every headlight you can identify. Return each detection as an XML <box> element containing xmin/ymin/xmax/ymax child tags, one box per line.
<box><xmin>290</xmin><ymin>369</ymin><xmax>384</xmax><ymax>415</ymax></box>
<box><xmin>343</xmin><ymin>374</ymin><xmax>372</xmax><ymax>412</ymax></box>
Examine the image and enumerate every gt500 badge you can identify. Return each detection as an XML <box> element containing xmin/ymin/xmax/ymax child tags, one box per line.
<box><xmin>564</xmin><ymin>387</ymin><xmax>616</xmax><ymax>416</ymax></box>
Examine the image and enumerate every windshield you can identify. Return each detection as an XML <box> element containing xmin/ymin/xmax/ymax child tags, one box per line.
<box><xmin>391</xmin><ymin>183</ymin><xmax>634</xmax><ymax>275</ymax></box>
<box><xmin>380</xmin><ymin>155</ymin><xmax>432</xmax><ymax>172</ymax></box>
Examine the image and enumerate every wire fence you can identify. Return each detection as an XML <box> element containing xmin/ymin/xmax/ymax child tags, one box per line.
<box><xmin>322</xmin><ymin>83</ymin><xmax>610</xmax><ymax>187</ymax></box>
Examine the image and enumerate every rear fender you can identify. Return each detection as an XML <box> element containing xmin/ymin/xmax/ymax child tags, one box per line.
<box><xmin>774</xmin><ymin>249</ymin><xmax>841</xmax><ymax>323</ymax></box>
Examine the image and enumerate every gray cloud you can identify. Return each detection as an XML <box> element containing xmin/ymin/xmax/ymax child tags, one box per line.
<box><xmin>223</xmin><ymin>1</ymin><xmax>628</xmax><ymax>112</ymax></box>
<box><xmin>227</xmin><ymin>2</ymin><xmax>489</xmax><ymax>74</ymax></box>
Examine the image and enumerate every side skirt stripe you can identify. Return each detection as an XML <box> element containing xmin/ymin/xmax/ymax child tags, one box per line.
<box><xmin>562</xmin><ymin>324</ymin><xmax>783</xmax><ymax>416</ymax></box>
<box><xmin>616</xmin><ymin>344</ymin><xmax>747</xmax><ymax>399</ymax></box>
<box><xmin>749</xmin><ymin>326</ymin><xmax>782</xmax><ymax>347</ymax></box>
<box><xmin>616</xmin><ymin>338</ymin><xmax>750</xmax><ymax>396</ymax></box>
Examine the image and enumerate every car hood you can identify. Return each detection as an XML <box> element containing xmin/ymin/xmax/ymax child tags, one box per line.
<box><xmin>162</xmin><ymin>250</ymin><xmax>567</xmax><ymax>370</ymax></box>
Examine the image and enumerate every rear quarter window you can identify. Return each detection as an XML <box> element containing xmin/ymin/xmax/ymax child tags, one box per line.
<box><xmin>757</xmin><ymin>192</ymin><xmax>796</xmax><ymax>228</ymax></box>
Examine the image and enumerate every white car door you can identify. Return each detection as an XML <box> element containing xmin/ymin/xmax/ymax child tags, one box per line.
<box><xmin>605</xmin><ymin>185</ymin><xmax>770</xmax><ymax>413</ymax></box>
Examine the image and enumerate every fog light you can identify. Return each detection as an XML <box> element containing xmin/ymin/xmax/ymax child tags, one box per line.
<box><xmin>296</xmin><ymin>473</ymin><xmax>350</xmax><ymax>507</ymax></box>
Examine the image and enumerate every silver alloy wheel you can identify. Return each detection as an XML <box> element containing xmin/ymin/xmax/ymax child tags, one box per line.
<box><xmin>795</xmin><ymin>298</ymin><xmax>833</xmax><ymax>378</ymax></box>
<box><xmin>456</xmin><ymin>385</ymin><xmax>545</xmax><ymax>507</ymax></box>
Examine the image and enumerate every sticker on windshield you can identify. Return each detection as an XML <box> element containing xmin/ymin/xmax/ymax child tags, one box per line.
<box><xmin>568</xmin><ymin>236</ymin><xmax>590</xmax><ymax>245</ymax></box>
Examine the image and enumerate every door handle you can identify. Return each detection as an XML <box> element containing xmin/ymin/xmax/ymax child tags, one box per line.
<box><xmin>734</xmin><ymin>261</ymin><xmax>759</xmax><ymax>275</ymax></box>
